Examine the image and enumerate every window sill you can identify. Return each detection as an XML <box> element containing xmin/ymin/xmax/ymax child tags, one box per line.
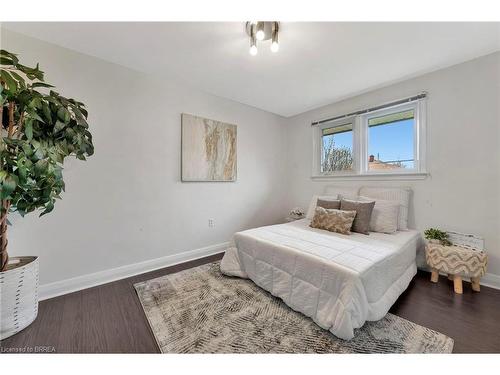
<box><xmin>311</xmin><ymin>172</ymin><xmax>428</xmax><ymax>181</ymax></box>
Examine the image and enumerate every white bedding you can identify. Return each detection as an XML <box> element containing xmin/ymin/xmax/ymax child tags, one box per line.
<box><xmin>220</xmin><ymin>219</ymin><xmax>419</xmax><ymax>340</ymax></box>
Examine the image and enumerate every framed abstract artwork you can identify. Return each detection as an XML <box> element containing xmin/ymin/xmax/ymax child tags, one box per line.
<box><xmin>181</xmin><ymin>113</ymin><xmax>237</xmax><ymax>181</ymax></box>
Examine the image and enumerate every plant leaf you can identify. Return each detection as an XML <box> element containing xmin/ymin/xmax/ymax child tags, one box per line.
<box><xmin>0</xmin><ymin>49</ymin><xmax>94</xmax><ymax>219</ymax></box>
<box><xmin>53</xmin><ymin>120</ymin><xmax>66</xmax><ymax>133</ymax></box>
<box><xmin>57</xmin><ymin>107</ymin><xmax>71</xmax><ymax>123</ymax></box>
<box><xmin>25</xmin><ymin>119</ymin><xmax>33</xmax><ymax>140</ymax></box>
<box><xmin>32</xmin><ymin>82</ymin><xmax>55</xmax><ymax>89</ymax></box>
<box><xmin>0</xmin><ymin>176</ymin><xmax>17</xmax><ymax>198</ymax></box>
<box><xmin>0</xmin><ymin>57</ymin><xmax>14</xmax><ymax>65</ymax></box>
<box><xmin>0</xmin><ymin>70</ymin><xmax>17</xmax><ymax>93</ymax></box>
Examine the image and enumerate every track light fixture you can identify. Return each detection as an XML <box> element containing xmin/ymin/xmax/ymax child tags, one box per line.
<box><xmin>245</xmin><ymin>21</ymin><xmax>280</xmax><ymax>56</ymax></box>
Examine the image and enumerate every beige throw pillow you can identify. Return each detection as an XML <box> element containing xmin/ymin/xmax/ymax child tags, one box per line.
<box><xmin>310</xmin><ymin>207</ymin><xmax>356</xmax><ymax>235</ymax></box>
<box><xmin>358</xmin><ymin>187</ymin><xmax>411</xmax><ymax>230</ymax></box>
<box><xmin>358</xmin><ymin>196</ymin><xmax>400</xmax><ymax>234</ymax></box>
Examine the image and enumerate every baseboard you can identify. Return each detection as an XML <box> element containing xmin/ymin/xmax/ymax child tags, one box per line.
<box><xmin>480</xmin><ymin>273</ymin><xmax>500</xmax><ymax>290</ymax></box>
<box><xmin>39</xmin><ymin>242</ymin><xmax>230</xmax><ymax>301</ymax></box>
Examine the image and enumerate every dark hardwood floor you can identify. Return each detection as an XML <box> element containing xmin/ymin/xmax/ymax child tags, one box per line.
<box><xmin>2</xmin><ymin>253</ymin><xmax>500</xmax><ymax>353</ymax></box>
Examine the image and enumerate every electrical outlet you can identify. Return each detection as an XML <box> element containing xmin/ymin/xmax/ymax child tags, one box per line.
<box><xmin>208</xmin><ymin>219</ymin><xmax>215</xmax><ymax>228</ymax></box>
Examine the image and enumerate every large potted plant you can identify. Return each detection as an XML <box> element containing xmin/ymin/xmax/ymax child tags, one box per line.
<box><xmin>0</xmin><ymin>50</ymin><xmax>94</xmax><ymax>339</ymax></box>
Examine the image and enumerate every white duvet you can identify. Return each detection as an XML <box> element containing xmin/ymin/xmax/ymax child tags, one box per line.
<box><xmin>220</xmin><ymin>219</ymin><xmax>419</xmax><ymax>340</ymax></box>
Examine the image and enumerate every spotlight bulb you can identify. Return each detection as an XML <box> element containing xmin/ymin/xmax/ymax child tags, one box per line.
<box><xmin>271</xmin><ymin>22</ymin><xmax>279</xmax><ymax>53</ymax></box>
<box><xmin>249</xmin><ymin>45</ymin><xmax>258</xmax><ymax>56</ymax></box>
<box><xmin>255</xmin><ymin>22</ymin><xmax>265</xmax><ymax>41</ymax></box>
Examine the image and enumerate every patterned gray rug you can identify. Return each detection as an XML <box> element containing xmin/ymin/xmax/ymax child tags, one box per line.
<box><xmin>134</xmin><ymin>262</ymin><xmax>454</xmax><ymax>353</ymax></box>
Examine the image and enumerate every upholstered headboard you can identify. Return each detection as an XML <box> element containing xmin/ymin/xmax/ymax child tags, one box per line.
<box><xmin>322</xmin><ymin>185</ymin><xmax>413</xmax><ymax>230</ymax></box>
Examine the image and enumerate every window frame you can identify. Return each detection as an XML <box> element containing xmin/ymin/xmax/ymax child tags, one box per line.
<box><xmin>317</xmin><ymin>116</ymin><xmax>357</xmax><ymax>176</ymax></box>
<box><xmin>312</xmin><ymin>98</ymin><xmax>427</xmax><ymax>180</ymax></box>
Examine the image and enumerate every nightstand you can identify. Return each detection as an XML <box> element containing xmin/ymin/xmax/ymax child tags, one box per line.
<box><xmin>425</xmin><ymin>242</ymin><xmax>488</xmax><ymax>294</ymax></box>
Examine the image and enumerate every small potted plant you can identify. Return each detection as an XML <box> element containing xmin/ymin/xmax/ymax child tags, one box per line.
<box><xmin>1</xmin><ymin>50</ymin><xmax>94</xmax><ymax>339</ymax></box>
<box><xmin>424</xmin><ymin>228</ymin><xmax>452</xmax><ymax>246</ymax></box>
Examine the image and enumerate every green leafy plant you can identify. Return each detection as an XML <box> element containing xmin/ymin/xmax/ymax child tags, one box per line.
<box><xmin>0</xmin><ymin>50</ymin><xmax>94</xmax><ymax>271</ymax></box>
<box><xmin>424</xmin><ymin>228</ymin><xmax>452</xmax><ymax>246</ymax></box>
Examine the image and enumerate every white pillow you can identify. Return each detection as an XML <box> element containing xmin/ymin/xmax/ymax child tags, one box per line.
<box><xmin>358</xmin><ymin>196</ymin><xmax>400</xmax><ymax>234</ymax></box>
<box><xmin>306</xmin><ymin>195</ymin><xmax>339</xmax><ymax>220</ymax></box>
<box><xmin>358</xmin><ymin>187</ymin><xmax>411</xmax><ymax>230</ymax></box>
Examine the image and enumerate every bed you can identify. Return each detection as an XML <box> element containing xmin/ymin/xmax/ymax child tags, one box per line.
<box><xmin>220</xmin><ymin>218</ymin><xmax>420</xmax><ymax>340</ymax></box>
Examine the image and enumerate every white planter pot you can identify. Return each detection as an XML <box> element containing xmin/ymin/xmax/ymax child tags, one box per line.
<box><xmin>0</xmin><ymin>256</ymin><xmax>39</xmax><ymax>340</ymax></box>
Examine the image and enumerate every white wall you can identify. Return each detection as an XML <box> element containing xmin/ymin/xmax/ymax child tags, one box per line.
<box><xmin>1</xmin><ymin>29</ymin><xmax>288</xmax><ymax>287</ymax></box>
<box><xmin>284</xmin><ymin>52</ymin><xmax>500</xmax><ymax>278</ymax></box>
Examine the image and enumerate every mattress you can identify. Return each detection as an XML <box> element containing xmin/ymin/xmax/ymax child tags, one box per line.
<box><xmin>220</xmin><ymin>219</ymin><xmax>419</xmax><ymax>340</ymax></box>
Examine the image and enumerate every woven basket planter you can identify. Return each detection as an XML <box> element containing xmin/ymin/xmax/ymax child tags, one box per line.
<box><xmin>0</xmin><ymin>256</ymin><xmax>39</xmax><ymax>340</ymax></box>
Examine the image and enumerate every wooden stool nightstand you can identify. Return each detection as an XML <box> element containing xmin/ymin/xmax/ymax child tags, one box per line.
<box><xmin>425</xmin><ymin>240</ymin><xmax>488</xmax><ymax>294</ymax></box>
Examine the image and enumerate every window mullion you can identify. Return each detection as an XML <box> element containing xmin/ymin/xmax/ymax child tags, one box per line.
<box><xmin>357</xmin><ymin>115</ymin><xmax>368</xmax><ymax>175</ymax></box>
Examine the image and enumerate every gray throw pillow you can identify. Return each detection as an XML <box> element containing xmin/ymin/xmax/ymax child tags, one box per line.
<box><xmin>340</xmin><ymin>199</ymin><xmax>375</xmax><ymax>235</ymax></box>
<box><xmin>316</xmin><ymin>198</ymin><xmax>341</xmax><ymax>210</ymax></box>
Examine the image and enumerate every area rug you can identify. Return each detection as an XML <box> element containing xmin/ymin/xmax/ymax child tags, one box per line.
<box><xmin>134</xmin><ymin>262</ymin><xmax>454</xmax><ymax>353</ymax></box>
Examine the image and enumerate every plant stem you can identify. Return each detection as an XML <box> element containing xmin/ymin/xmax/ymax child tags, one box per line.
<box><xmin>15</xmin><ymin>112</ymin><xmax>24</xmax><ymax>138</ymax></box>
<box><xmin>7</xmin><ymin>101</ymin><xmax>15</xmax><ymax>137</ymax></box>
<box><xmin>0</xmin><ymin>101</ymin><xmax>15</xmax><ymax>271</ymax></box>
<box><xmin>0</xmin><ymin>201</ymin><xmax>10</xmax><ymax>271</ymax></box>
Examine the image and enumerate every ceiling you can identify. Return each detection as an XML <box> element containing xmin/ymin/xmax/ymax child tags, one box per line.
<box><xmin>3</xmin><ymin>22</ymin><xmax>500</xmax><ymax>117</ymax></box>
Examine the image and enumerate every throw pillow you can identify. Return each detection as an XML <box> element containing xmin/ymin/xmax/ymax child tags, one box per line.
<box><xmin>310</xmin><ymin>207</ymin><xmax>356</xmax><ymax>235</ymax></box>
<box><xmin>340</xmin><ymin>199</ymin><xmax>375</xmax><ymax>235</ymax></box>
<box><xmin>358</xmin><ymin>196</ymin><xmax>400</xmax><ymax>233</ymax></box>
<box><xmin>316</xmin><ymin>198</ymin><xmax>341</xmax><ymax>210</ymax></box>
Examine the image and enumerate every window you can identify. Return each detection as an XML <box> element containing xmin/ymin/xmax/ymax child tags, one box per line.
<box><xmin>312</xmin><ymin>98</ymin><xmax>426</xmax><ymax>179</ymax></box>
<box><xmin>321</xmin><ymin>121</ymin><xmax>354</xmax><ymax>173</ymax></box>
<box><xmin>367</xmin><ymin>109</ymin><xmax>415</xmax><ymax>171</ymax></box>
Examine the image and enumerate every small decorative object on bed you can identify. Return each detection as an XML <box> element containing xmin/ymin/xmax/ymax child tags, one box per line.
<box><xmin>181</xmin><ymin>113</ymin><xmax>237</xmax><ymax>182</ymax></box>
<box><xmin>425</xmin><ymin>229</ymin><xmax>487</xmax><ymax>294</ymax></box>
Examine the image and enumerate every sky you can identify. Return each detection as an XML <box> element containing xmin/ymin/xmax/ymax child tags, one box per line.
<box><xmin>323</xmin><ymin>119</ymin><xmax>415</xmax><ymax>168</ymax></box>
